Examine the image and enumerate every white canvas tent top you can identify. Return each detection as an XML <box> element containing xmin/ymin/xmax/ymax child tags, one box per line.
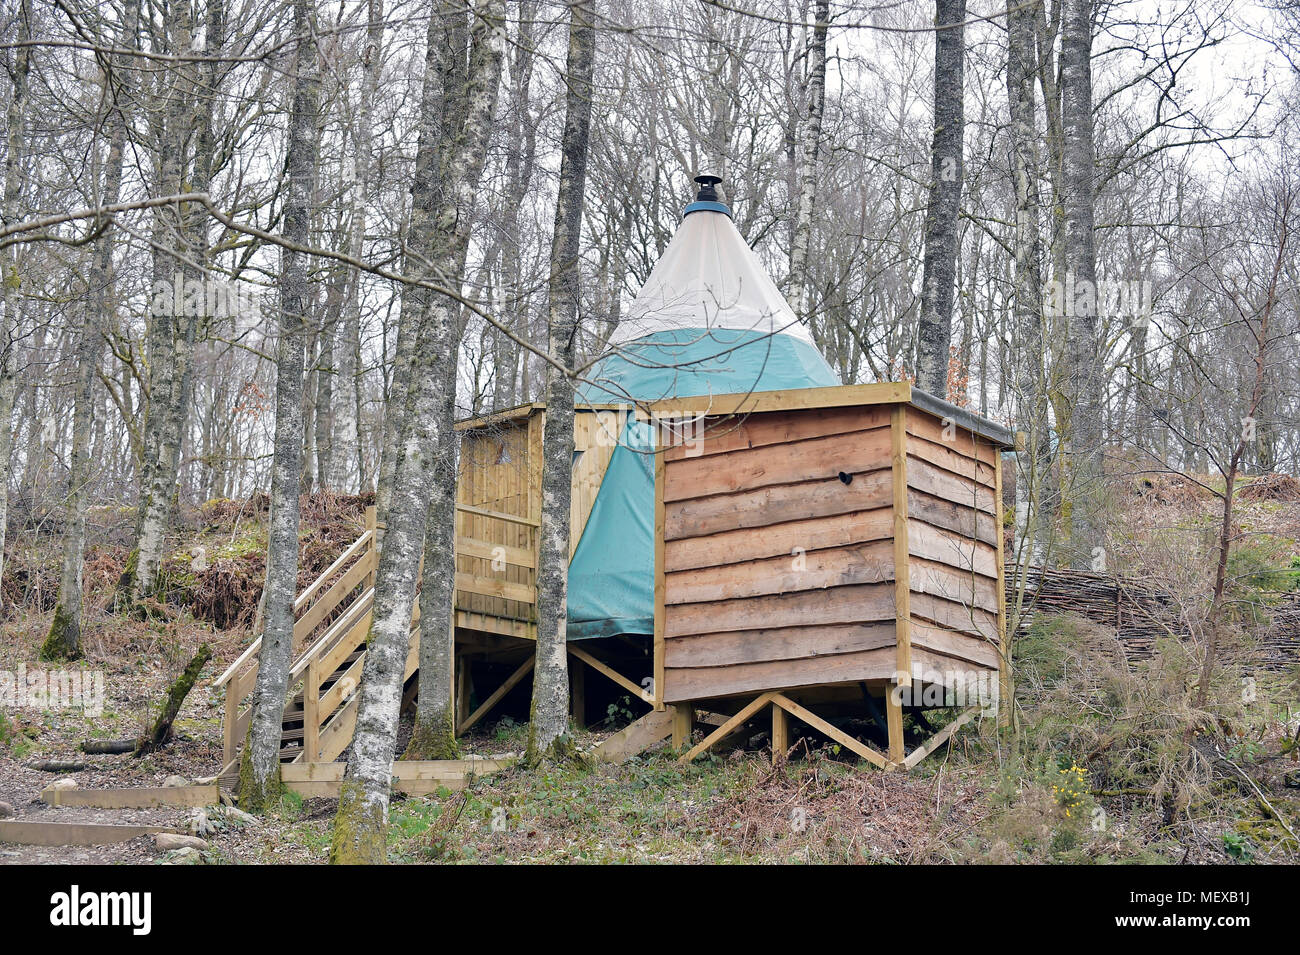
<box><xmin>608</xmin><ymin>176</ymin><xmax>816</xmax><ymax>346</ymax></box>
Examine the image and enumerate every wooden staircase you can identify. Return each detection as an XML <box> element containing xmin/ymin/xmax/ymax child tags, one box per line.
<box><xmin>214</xmin><ymin>505</ymin><xmax>538</xmax><ymax>777</ymax></box>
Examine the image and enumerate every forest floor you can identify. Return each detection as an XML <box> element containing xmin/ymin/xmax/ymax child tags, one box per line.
<box><xmin>1</xmin><ymin>480</ymin><xmax>1299</xmax><ymax>865</ymax></box>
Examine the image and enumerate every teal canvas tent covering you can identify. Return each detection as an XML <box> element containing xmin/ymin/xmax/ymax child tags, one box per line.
<box><xmin>566</xmin><ymin>179</ymin><xmax>840</xmax><ymax>640</ymax></box>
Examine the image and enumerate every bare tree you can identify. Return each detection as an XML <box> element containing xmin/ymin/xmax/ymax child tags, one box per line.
<box><xmin>527</xmin><ymin>0</ymin><xmax>597</xmax><ymax>765</ymax></box>
<box><xmin>332</xmin><ymin>0</ymin><xmax>504</xmax><ymax>863</ymax></box>
<box><xmin>914</xmin><ymin>0</ymin><xmax>966</xmax><ymax>397</ymax></box>
<box><xmin>240</xmin><ymin>0</ymin><xmax>321</xmax><ymax>810</ymax></box>
<box><xmin>41</xmin><ymin>0</ymin><xmax>138</xmax><ymax>659</ymax></box>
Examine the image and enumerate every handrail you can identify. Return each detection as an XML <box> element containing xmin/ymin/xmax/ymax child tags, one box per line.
<box><xmin>215</xmin><ymin>521</ymin><xmax>375</xmax><ymax>688</ymax></box>
<box><xmin>295</xmin><ymin>528</ymin><xmax>373</xmax><ymax>612</ymax></box>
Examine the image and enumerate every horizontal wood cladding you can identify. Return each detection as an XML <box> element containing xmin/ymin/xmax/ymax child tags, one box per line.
<box><xmin>665</xmin><ymin>507</ymin><xmax>892</xmax><ymax>573</ymax></box>
<box><xmin>665</xmin><ymin>582</ymin><xmax>896</xmax><ymax>638</ymax></box>
<box><xmin>661</xmin><ymin>407</ymin><xmax>902</xmax><ymax>702</ymax></box>
<box><xmin>663</xmin><ymin>425</ymin><xmax>891</xmax><ymax>502</ymax></box>
<box><xmin>664</xmin><ymin>622</ymin><xmax>896</xmax><ymax>669</ymax></box>
<box><xmin>908</xmin><ymin>488</ymin><xmax>998</xmax><ymax>547</ymax></box>
<box><xmin>662</xmin><ymin>404</ymin><xmax>891</xmax><ymax>461</ymax></box>
<box><xmin>664</xmin><ymin>468</ymin><xmax>891</xmax><ymax>540</ymax></box>
<box><xmin>909</xmin><ymin>620</ymin><xmax>1001</xmax><ymax>670</ymax></box>
<box><xmin>910</xmin><ymin>556</ymin><xmax>1000</xmax><ymax>615</ymax></box>
<box><xmin>665</xmin><ymin>539</ymin><xmax>894</xmax><ymax>604</ymax></box>
<box><xmin>663</xmin><ymin>647</ymin><xmax>901</xmax><ymax>703</ymax></box>
<box><xmin>907</xmin><ymin>456</ymin><xmax>997</xmax><ymax>514</ymax></box>
<box><xmin>907</xmin><ymin>518</ymin><xmax>999</xmax><ymax>580</ymax></box>
<box><xmin>904</xmin><ymin>409</ymin><xmax>998</xmax><ymax>466</ymax></box>
<box><xmin>909</xmin><ymin>590</ymin><xmax>999</xmax><ymax>643</ymax></box>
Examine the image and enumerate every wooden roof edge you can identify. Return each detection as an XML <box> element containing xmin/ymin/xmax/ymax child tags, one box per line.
<box><xmin>636</xmin><ymin>382</ymin><xmax>1016</xmax><ymax>449</ymax></box>
<box><xmin>637</xmin><ymin>381</ymin><xmax>911</xmax><ymax>419</ymax></box>
<box><xmin>456</xmin><ymin>401</ymin><xmax>630</xmax><ymax>432</ymax></box>
<box><xmin>907</xmin><ymin>387</ymin><xmax>1017</xmax><ymax>449</ymax></box>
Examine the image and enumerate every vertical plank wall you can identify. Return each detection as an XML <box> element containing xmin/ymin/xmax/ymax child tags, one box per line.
<box><xmin>455</xmin><ymin>408</ymin><xmax>626</xmax><ymax>624</ymax></box>
<box><xmin>903</xmin><ymin>407</ymin><xmax>1003</xmax><ymax>679</ymax></box>
<box><xmin>659</xmin><ymin>405</ymin><xmax>902</xmax><ymax>703</ymax></box>
<box><xmin>455</xmin><ymin>416</ymin><xmax>536</xmax><ymax>622</ymax></box>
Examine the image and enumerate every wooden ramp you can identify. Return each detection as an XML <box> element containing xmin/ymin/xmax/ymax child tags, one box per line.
<box><xmin>591</xmin><ymin>709</ymin><xmax>674</xmax><ymax>763</ymax></box>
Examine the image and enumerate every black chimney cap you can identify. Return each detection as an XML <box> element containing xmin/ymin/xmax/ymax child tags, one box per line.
<box><xmin>694</xmin><ymin>174</ymin><xmax>723</xmax><ymax>201</ymax></box>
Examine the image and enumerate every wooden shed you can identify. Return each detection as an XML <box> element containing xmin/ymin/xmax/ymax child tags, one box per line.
<box><xmin>646</xmin><ymin>381</ymin><xmax>1015</xmax><ymax>769</ymax></box>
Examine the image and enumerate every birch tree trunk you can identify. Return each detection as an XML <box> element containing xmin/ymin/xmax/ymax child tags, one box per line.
<box><xmin>1007</xmin><ymin>0</ymin><xmax>1050</xmax><ymax>564</ymax></box>
<box><xmin>332</xmin><ymin>0</ymin><xmax>503</xmax><ymax>863</ymax></box>
<box><xmin>914</xmin><ymin>0</ymin><xmax>966</xmax><ymax>397</ymax></box>
<box><xmin>374</xmin><ymin>1</ymin><xmax>466</xmax><ymax>525</ymax></box>
<box><xmin>525</xmin><ymin>0</ymin><xmax>595</xmax><ymax>765</ymax></box>
<box><xmin>330</xmin><ymin>0</ymin><xmax>385</xmax><ymax>493</ymax></box>
<box><xmin>239</xmin><ymin>0</ymin><xmax>320</xmax><ymax>811</ymax></box>
<box><xmin>786</xmin><ymin>0</ymin><xmax>829</xmax><ymax>325</ymax></box>
<box><xmin>1059</xmin><ymin>0</ymin><xmax>1106</xmax><ymax>566</ymax></box>
<box><xmin>42</xmin><ymin>1</ymin><xmax>136</xmax><ymax>659</ymax></box>
<box><xmin>0</xmin><ymin>0</ymin><xmax>32</xmax><ymax>610</ymax></box>
<box><xmin>127</xmin><ymin>0</ymin><xmax>201</xmax><ymax>603</ymax></box>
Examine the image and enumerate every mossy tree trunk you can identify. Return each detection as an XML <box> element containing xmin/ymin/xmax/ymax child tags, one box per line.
<box><xmin>137</xmin><ymin>642</ymin><xmax>212</xmax><ymax>754</ymax></box>
<box><xmin>240</xmin><ymin>0</ymin><xmax>320</xmax><ymax>814</ymax></box>
<box><xmin>0</xmin><ymin>0</ymin><xmax>32</xmax><ymax>613</ymax></box>
<box><xmin>43</xmin><ymin>0</ymin><xmax>136</xmax><ymax>661</ymax></box>
<box><xmin>122</xmin><ymin>0</ymin><xmax>201</xmax><ymax>605</ymax></box>
<box><xmin>526</xmin><ymin>0</ymin><xmax>596</xmax><ymax>766</ymax></box>
<box><xmin>1058</xmin><ymin>0</ymin><xmax>1106</xmax><ymax>568</ymax></box>
<box><xmin>404</xmin><ymin>1</ymin><xmax>472</xmax><ymax>762</ymax></box>
<box><xmin>332</xmin><ymin>0</ymin><xmax>504</xmax><ymax>863</ymax></box>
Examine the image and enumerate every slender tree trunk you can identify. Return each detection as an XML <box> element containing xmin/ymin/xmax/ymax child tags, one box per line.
<box><xmin>787</xmin><ymin>0</ymin><xmax>829</xmax><ymax>325</ymax></box>
<box><xmin>43</xmin><ymin>2</ymin><xmax>136</xmax><ymax>659</ymax></box>
<box><xmin>915</xmin><ymin>0</ymin><xmax>965</xmax><ymax>397</ymax></box>
<box><xmin>0</xmin><ymin>0</ymin><xmax>32</xmax><ymax>610</ymax></box>
<box><xmin>331</xmin><ymin>0</ymin><xmax>503</xmax><ymax>863</ymax></box>
<box><xmin>1007</xmin><ymin>0</ymin><xmax>1050</xmax><ymax>565</ymax></box>
<box><xmin>239</xmin><ymin>0</ymin><xmax>320</xmax><ymax>811</ymax></box>
<box><xmin>330</xmin><ymin>0</ymin><xmax>384</xmax><ymax>493</ymax></box>
<box><xmin>526</xmin><ymin>0</ymin><xmax>595</xmax><ymax>765</ymax></box>
<box><xmin>1059</xmin><ymin>0</ymin><xmax>1105</xmax><ymax>567</ymax></box>
<box><xmin>127</xmin><ymin>0</ymin><xmax>200</xmax><ymax>603</ymax></box>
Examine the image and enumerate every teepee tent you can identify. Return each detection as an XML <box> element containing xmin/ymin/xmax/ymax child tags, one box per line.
<box><xmin>567</xmin><ymin>177</ymin><xmax>840</xmax><ymax>639</ymax></box>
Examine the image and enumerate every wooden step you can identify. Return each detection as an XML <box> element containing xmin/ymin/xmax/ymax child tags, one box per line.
<box><xmin>41</xmin><ymin>785</ymin><xmax>219</xmax><ymax>809</ymax></box>
<box><xmin>0</xmin><ymin>820</ymin><xmax>179</xmax><ymax>846</ymax></box>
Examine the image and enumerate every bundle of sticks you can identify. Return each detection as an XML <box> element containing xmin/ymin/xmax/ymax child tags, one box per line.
<box><xmin>1006</xmin><ymin>564</ymin><xmax>1299</xmax><ymax>671</ymax></box>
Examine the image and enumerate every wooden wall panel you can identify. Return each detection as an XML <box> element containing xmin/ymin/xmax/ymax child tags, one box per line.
<box><xmin>663</xmin><ymin>426</ymin><xmax>891</xmax><ymax>502</ymax></box>
<box><xmin>662</xmin><ymin>407</ymin><xmax>903</xmax><ymax>702</ymax></box>
<box><xmin>902</xmin><ymin>406</ymin><xmax>1005</xmax><ymax>682</ymax></box>
<box><xmin>665</xmin><ymin>508</ymin><xmax>892</xmax><ymax>572</ymax></box>
<box><xmin>664</xmin><ymin>468</ymin><xmax>891</xmax><ymax>540</ymax></box>
<box><xmin>665</xmin><ymin>582</ymin><xmax>895</xmax><ymax>637</ymax></box>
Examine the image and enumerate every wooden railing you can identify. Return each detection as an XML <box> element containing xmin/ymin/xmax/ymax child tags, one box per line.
<box><xmin>215</xmin><ymin>503</ymin><xmax>539</xmax><ymax>770</ymax></box>
<box><xmin>215</xmin><ymin>507</ymin><xmax>379</xmax><ymax>769</ymax></box>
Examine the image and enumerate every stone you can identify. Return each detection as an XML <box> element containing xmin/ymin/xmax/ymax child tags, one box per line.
<box><xmin>163</xmin><ymin>846</ymin><xmax>203</xmax><ymax>865</ymax></box>
<box><xmin>154</xmin><ymin>832</ymin><xmax>208</xmax><ymax>851</ymax></box>
<box><xmin>162</xmin><ymin>774</ymin><xmax>190</xmax><ymax>788</ymax></box>
<box><xmin>46</xmin><ymin>778</ymin><xmax>78</xmax><ymax>791</ymax></box>
<box><xmin>0</xmin><ymin>800</ymin><xmax>13</xmax><ymax>818</ymax></box>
